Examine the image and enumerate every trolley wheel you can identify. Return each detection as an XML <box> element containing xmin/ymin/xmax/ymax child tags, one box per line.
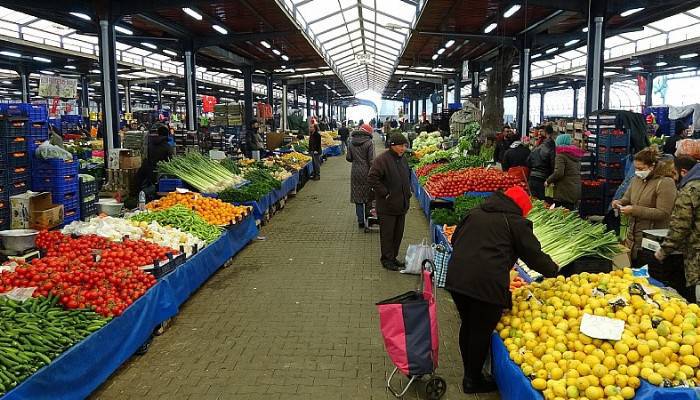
<box><xmin>425</xmin><ymin>376</ymin><xmax>447</xmax><ymax>400</ymax></box>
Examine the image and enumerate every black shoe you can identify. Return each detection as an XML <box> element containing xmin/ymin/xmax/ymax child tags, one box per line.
<box><xmin>382</xmin><ymin>261</ymin><xmax>401</xmax><ymax>271</ymax></box>
<box><xmin>358</xmin><ymin>222</ymin><xmax>365</xmax><ymax>228</ymax></box>
<box><xmin>312</xmin><ymin>176</ymin><xmax>320</xmax><ymax>181</ymax></box>
<box><xmin>463</xmin><ymin>377</ymin><xmax>497</xmax><ymax>394</ymax></box>
<box><xmin>393</xmin><ymin>259</ymin><xmax>406</xmax><ymax>269</ymax></box>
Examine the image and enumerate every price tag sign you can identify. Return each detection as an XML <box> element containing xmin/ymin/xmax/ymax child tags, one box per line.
<box><xmin>580</xmin><ymin>313</ymin><xmax>625</xmax><ymax>341</ymax></box>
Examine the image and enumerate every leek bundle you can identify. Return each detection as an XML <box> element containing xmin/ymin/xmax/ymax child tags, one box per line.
<box><xmin>158</xmin><ymin>152</ymin><xmax>244</xmax><ymax>193</ymax></box>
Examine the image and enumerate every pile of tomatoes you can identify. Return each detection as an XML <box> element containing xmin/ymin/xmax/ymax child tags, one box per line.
<box><xmin>0</xmin><ymin>231</ymin><xmax>176</xmax><ymax>317</ymax></box>
<box><xmin>415</xmin><ymin>162</ymin><xmax>445</xmax><ymax>177</ymax></box>
<box><xmin>425</xmin><ymin>168</ymin><xmax>526</xmax><ymax>198</ymax></box>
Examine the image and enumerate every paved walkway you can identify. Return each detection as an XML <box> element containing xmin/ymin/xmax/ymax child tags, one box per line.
<box><xmin>91</xmin><ymin>138</ymin><xmax>499</xmax><ymax>400</ymax></box>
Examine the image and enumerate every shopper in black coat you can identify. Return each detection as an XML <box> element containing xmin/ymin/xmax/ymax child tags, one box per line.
<box><xmin>136</xmin><ymin>125</ymin><xmax>173</xmax><ymax>199</ymax></box>
<box><xmin>338</xmin><ymin>122</ymin><xmax>350</xmax><ymax>154</ymax></box>
<box><xmin>445</xmin><ymin>187</ymin><xmax>557</xmax><ymax>393</ymax></box>
<box><xmin>368</xmin><ymin>133</ymin><xmax>411</xmax><ymax>270</ymax></box>
<box><xmin>664</xmin><ymin>120</ymin><xmax>691</xmax><ymax>156</ymax></box>
<box><xmin>527</xmin><ymin>125</ymin><xmax>557</xmax><ymax>200</ymax></box>
<box><xmin>501</xmin><ymin>140</ymin><xmax>531</xmax><ymax>172</ymax></box>
<box><xmin>309</xmin><ymin>124</ymin><xmax>322</xmax><ymax>180</ymax></box>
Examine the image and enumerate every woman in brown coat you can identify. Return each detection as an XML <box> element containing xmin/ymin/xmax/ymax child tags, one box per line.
<box><xmin>612</xmin><ymin>147</ymin><xmax>677</xmax><ymax>265</ymax></box>
<box><xmin>346</xmin><ymin>123</ymin><xmax>375</xmax><ymax>227</ymax></box>
<box><xmin>545</xmin><ymin>134</ymin><xmax>583</xmax><ymax>210</ymax></box>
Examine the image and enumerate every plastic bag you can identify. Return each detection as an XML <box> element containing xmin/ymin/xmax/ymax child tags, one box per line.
<box><xmin>545</xmin><ymin>184</ymin><xmax>554</xmax><ymax>199</ymax></box>
<box><xmin>675</xmin><ymin>139</ymin><xmax>700</xmax><ymax>160</ymax></box>
<box><xmin>36</xmin><ymin>140</ymin><xmax>73</xmax><ymax>160</ymax></box>
<box><xmin>1</xmin><ymin>287</ymin><xmax>36</xmax><ymax>302</ymax></box>
<box><xmin>402</xmin><ymin>239</ymin><xmax>434</xmax><ymax>275</ymax></box>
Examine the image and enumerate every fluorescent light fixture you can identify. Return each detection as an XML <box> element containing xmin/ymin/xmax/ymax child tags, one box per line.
<box><xmin>323</xmin><ymin>84</ymin><xmax>331</xmax><ymax>89</ymax></box>
<box><xmin>401</xmin><ymin>84</ymin><xmax>407</xmax><ymax>89</ymax></box>
<box><xmin>485</xmin><ymin>67</ymin><xmax>493</xmax><ymax>72</ymax></box>
<box><xmin>90</xmin><ymin>69</ymin><xmax>101</xmax><ymax>73</ymax></box>
<box><xmin>115</xmin><ymin>26</ymin><xmax>133</xmax><ymax>35</ymax></box>
<box><xmin>12</xmin><ymin>91</ymin><xmax>21</xmax><ymax>95</ymax></box>
<box><xmin>437</xmin><ymin>48</ymin><xmax>446</xmax><ymax>55</ymax></box>
<box><xmin>64</xmin><ymin>65</ymin><xmax>76</xmax><ymax>70</ymax></box>
<box><xmin>182</xmin><ymin>7</ymin><xmax>203</xmax><ymax>20</ymax></box>
<box><xmin>558</xmin><ymin>80</ymin><xmax>567</xmax><ymax>84</ymax></box>
<box><xmin>532</xmin><ymin>53</ymin><xmax>542</xmax><ymax>58</ymax></box>
<box><xmin>484</xmin><ymin>23</ymin><xmax>497</xmax><ymax>33</ymax></box>
<box><xmin>281</xmin><ymin>55</ymin><xmax>289</xmax><ymax>61</ymax></box>
<box><xmin>628</xmin><ymin>66</ymin><xmax>643</xmax><ymax>71</ymax></box>
<box><xmin>546</xmin><ymin>47</ymin><xmax>558</xmax><ymax>54</ymax></box>
<box><xmin>212</xmin><ymin>24</ymin><xmax>228</xmax><ymax>35</ymax></box>
<box><xmin>431</xmin><ymin>54</ymin><xmax>439</xmax><ymax>60</ymax></box>
<box><xmin>537</xmin><ymin>82</ymin><xmax>544</xmax><ymax>86</ymax></box>
<box><xmin>620</xmin><ymin>7</ymin><xmax>644</xmax><ymax>17</ymax></box>
<box><xmin>582</xmin><ymin>27</ymin><xmax>588</xmax><ymax>33</ymax></box>
<box><xmin>503</xmin><ymin>5</ymin><xmax>521</xmax><ymax>18</ymax></box>
<box><xmin>260</xmin><ymin>41</ymin><xmax>271</xmax><ymax>49</ymax></box>
<box><xmin>656</xmin><ymin>61</ymin><xmax>668</xmax><ymax>67</ymax></box>
<box><xmin>682</xmin><ymin>67</ymin><xmax>696</xmax><ymax>72</ymax></box>
<box><xmin>1</xmin><ymin>81</ymin><xmax>11</xmax><ymax>84</ymax></box>
<box><xmin>680</xmin><ymin>53</ymin><xmax>698</xmax><ymax>59</ymax></box>
<box><xmin>162</xmin><ymin>49</ymin><xmax>178</xmax><ymax>57</ymax></box>
<box><xmin>565</xmin><ymin>39</ymin><xmax>580</xmax><ymax>47</ymax></box>
<box><xmin>281</xmin><ymin>65</ymin><xmax>286</xmax><ymax>69</ymax></box>
<box><xmin>40</xmin><ymin>70</ymin><xmax>54</xmax><ymax>75</ymax></box>
<box><xmin>70</xmin><ymin>12</ymin><xmax>91</xmax><ymax>21</ymax></box>
<box><xmin>33</xmin><ymin>56</ymin><xmax>51</xmax><ymax>63</ymax></box>
<box><xmin>272</xmin><ymin>49</ymin><xmax>281</xmax><ymax>56</ymax></box>
<box><xmin>445</xmin><ymin>40</ymin><xmax>455</xmax><ymax>48</ymax></box>
<box><xmin>0</xmin><ymin>51</ymin><xmax>21</xmax><ymax>58</ymax></box>
<box><xmin>167</xmin><ymin>82</ymin><xmax>176</xmax><ymax>86</ymax></box>
<box><xmin>141</xmin><ymin>42</ymin><xmax>157</xmax><ymax>50</ymax></box>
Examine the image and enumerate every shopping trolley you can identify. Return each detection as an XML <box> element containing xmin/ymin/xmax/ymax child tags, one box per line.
<box><xmin>376</xmin><ymin>260</ymin><xmax>446</xmax><ymax>399</ymax></box>
<box><xmin>363</xmin><ymin>200</ymin><xmax>379</xmax><ymax>233</ymax></box>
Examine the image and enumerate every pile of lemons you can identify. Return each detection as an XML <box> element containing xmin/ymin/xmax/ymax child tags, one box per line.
<box><xmin>498</xmin><ymin>269</ymin><xmax>700</xmax><ymax>400</ymax></box>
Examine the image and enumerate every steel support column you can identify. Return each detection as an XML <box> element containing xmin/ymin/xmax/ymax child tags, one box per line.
<box><xmin>409</xmin><ymin>101</ymin><xmax>413</xmax><ymax>123</ymax></box>
<box><xmin>306</xmin><ymin>96</ymin><xmax>311</xmax><ymax>119</ymax></box>
<box><xmin>314</xmin><ymin>99</ymin><xmax>319</xmax><ymax>118</ymax></box>
<box><xmin>243</xmin><ymin>66</ymin><xmax>254</xmax><ymax>130</ymax></box>
<box><xmin>432</xmin><ymin>98</ymin><xmax>438</xmax><ymax>114</ymax></box>
<box><xmin>155</xmin><ymin>82</ymin><xmax>162</xmax><ymax>110</ymax></box>
<box><xmin>124</xmin><ymin>81</ymin><xmax>131</xmax><ymax>114</ymax></box>
<box><xmin>97</xmin><ymin>18</ymin><xmax>120</xmax><ymax>150</ymax></box>
<box><xmin>293</xmin><ymin>89</ymin><xmax>298</xmax><ymax>109</ymax></box>
<box><xmin>645</xmin><ymin>73</ymin><xmax>654</xmax><ymax>107</ymax></box>
<box><xmin>422</xmin><ymin>98</ymin><xmax>427</xmax><ymax>122</ymax></box>
<box><xmin>454</xmin><ymin>72</ymin><xmax>461</xmax><ymax>106</ymax></box>
<box><xmin>183</xmin><ymin>49</ymin><xmax>197</xmax><ymax>131</ymax></box>
<box><xmin>266</xmin><ymin>74</ymin><xmax>275</xmax><ymax>131</ymax></box>
<box><xmin>281</xmin><ymin>82</ymin><xmax>288</xmax><ymax>132</ymax></box>
<box><xmin>442</xmin><ymin>83</ymin><xmax>448</xmax><ymax>111</ymax></box>
<box><xmin>585</xmin><ymin>0</ymin><xmax>607</xmax><ymax>115</ymax></box>
<box><xmin>18</xmin><ymin>67</ymin><xmax>30</xmax><ymax>103</ymax></box>
<box><xmin>516</xmin><ymin>39</ymin><xmax>532</xmax><ymax>137</ymax></box>
<box><xmin>572</xmin><ymin>84</ymin><xmax>580</xmax><ymax>118</ymax></box>
<box><xmin>539</xmin><ymin>91</ymin><xmax>546</xmax><ymax>124</ymax></box>
<box><xmin>415</xmin><ymin>100</ymin><xmax>419</xmax><ymax>123</ymax></box>
<box><xmin>603</xmin><ymin>77</ymin><xmax>612</xmax><ymax>110</ymax></box>
<box><xmin>79</xmin><ymin>75</ymin><xmax>90</xmax><ymax>118</ymax></box>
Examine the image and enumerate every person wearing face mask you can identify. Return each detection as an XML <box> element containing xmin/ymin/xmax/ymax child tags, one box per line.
<box><xmin>611</xmin><ymin>147</ymin><xmax>677</xmax><ymax>265</ymax></box>
<box><xmin>655</xmin><ymin>156</ymin><xmax>700</xmax><ymax>302</ymax></box>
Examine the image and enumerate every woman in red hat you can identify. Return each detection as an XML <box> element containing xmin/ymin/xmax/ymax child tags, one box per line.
<box><xmin>445</xmin><ymin>186</ymin><xmax>558</xmax><ymax>394</ymax></box>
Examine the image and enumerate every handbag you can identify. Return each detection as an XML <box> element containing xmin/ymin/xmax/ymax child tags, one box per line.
<box><xmin>432</xmin><ymin>244</ymin><xmax>451</xmax><ymax>288</ymax></box>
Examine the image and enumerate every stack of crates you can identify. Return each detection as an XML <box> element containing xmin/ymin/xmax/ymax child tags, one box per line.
<box><xmin>32</xmin><ymin>157</ymin><xmax>80</xmax><ymax>225</ymax></box>
<box><xmin>1</xmin><ymin>114</ymin><xmax>32</xmax><ymax>230</ymax></box>
<box><xmin>61</xmin><ymin>115</ymin><xmax>83</xmax><ymax>134</ymax></box>
<box><xmin>79</xmin><ymin>176</ymin><xmax>98</xmax><ymax>221</ymax></box>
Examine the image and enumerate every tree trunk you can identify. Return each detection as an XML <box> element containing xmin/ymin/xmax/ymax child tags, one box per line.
<box><xmin>482</xmin><ymin>46</ymin><xmax>517</xmax><ymax>138</ymax></box>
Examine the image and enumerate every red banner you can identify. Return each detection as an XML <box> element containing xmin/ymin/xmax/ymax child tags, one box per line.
<box><xmin>201</xmin><ymin>95</ymin><xmax>217</xmax><ymax>113</ymax></box>
<box><xmin>636</xmin><ymin>75</ymin><xmax>647</xmax><ymax>96</ymax></box>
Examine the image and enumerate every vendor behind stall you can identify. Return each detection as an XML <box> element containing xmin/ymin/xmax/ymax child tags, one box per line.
<box><xmin>136</xmin><ymin>124</ymin><xmax>173</xmax><ymax>200</ymax></box>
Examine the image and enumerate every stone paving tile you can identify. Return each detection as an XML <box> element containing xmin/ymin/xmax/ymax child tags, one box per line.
<box><xmin>91</xmin><ymin>138</ymin><xmax>497</xmax><ymax>400</ymax></box>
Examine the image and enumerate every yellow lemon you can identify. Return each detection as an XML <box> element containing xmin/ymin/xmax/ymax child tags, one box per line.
<box><xmin>585</xmin><ymin>385</ymin><xmax>604</xmax><ymax>400</ymax></box>
<box><xmin>682</xmin><ymin>354</ymin><xmax>700</xmax><ymax>368</ymax></box>
<box><xmin>626</xmin><ymin>350</ymin><xmax>640</xmax><ymax>363</ymax></box>
<box><xmin>647</xmin><ymin>372</ymin><xmax>664</xmax><ymax>386</ymax></box>
<box><xmin>620</xmin><ymin>386</ymin><xmax>635</xmax><ymax>399</ymax></box>
<box><xmin>531</xmin><ymin>378</ymin><xmax>547</xmax><ymax>390</ymax></box>
<box><xmin>628</xmin><ymin>376</ymin><xmax>641</xmax><ymax>389</ymax></box>
<box><xmin>680</xmin><ymin>344</ymin><xmax>694</xmax><ymax>356</ymax></box>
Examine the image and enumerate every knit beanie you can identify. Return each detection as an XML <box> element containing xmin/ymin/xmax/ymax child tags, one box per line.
<box><xmin>389</xmin><ymin>133</ymin><xmax>408</xmax><ymax>146</ymax></box>
<box><xmin>504</xmin><ymin>186</ymin><xmax>532</xmax><ymax>217</ymax></box>
<box><xmin>555</xmin><ymin>133</ymin><xmax>572</xmax><ymax>146</ymax></box>
<box><xmin>360</xmin><ymin>123</ymin><xmax>373</xmax><ymax>134</ymax></box>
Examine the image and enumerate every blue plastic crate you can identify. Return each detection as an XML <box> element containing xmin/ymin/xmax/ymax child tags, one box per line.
<box><xmin>8</xmin><ymin>180</ymin><xmax>28</xmax><ymax>196</ymax></box>
<box><xmin>7</xmin><ymin>165</ymin><xmax>30</xmax><ymax>182</ymax></box>
<box><xmin>80</xmin><ymin>198</ymin><xmax>97</xmax><ymax>218</ymax></box>
<box><xmin>34</xmin><ymin>157</ymin><xmax>79</xmax><ymax>175</ymax></box>
<box><xmin>158</xmin><ymin>178</ymin><xmax>184</xmax><ymax>192</ymax></box>
<box><xmin>464</xmin><ymin>191</ymin><xmax>494</xmax><ymax>198</ymax></box>
<box><xmin>598</xmin><ymin>162</ymin><xmax>626</xmax><ymax>180</ymax></box>
<box><xmin>581</xmin><ymin>180</ymin><xmax>605</xmax><ymax>199</ymax></box>
<box><xmin>79</xmin><ymin>178</ymin><xmax>98</xmax><ymax>197</ymax></box>
<box><xmin>32</xmin><ymin>175</ymin><xmax>79</xmax><ymax>192</ymax></box>
<box><xmin>0</xmin><ymin>119</ymin><xmax>29</xmax><ymax>137</ymax></box>
<box><xmin>0</xmin><ymin>197</ymin><xmax>8</xmax><ymax>213</ymax></box>
<box><xmin>597</xmin><ymin>146</ymin><xmax>628</xmax><ymax>163</ymax></box>
<box><xmin>62</xmin><ymin>207</ymin><xmax>81</xmax><ymax>226</ymax></box>
<box><xmin>579</xmin><ymin>199</ymin><xmax>605</xmax><ymax>217</ymax></box>
<box><xmin>0</xmin><ymin>208</ymin><xmax>8</xmax><ymax>230</ymax></box>
<box><xmin>61</xmin><ymin>196</ymin><xmax>80</xmax><ymax>210</ymax></box>
<box><xmin>47</xmin><ymin>189</ymin><xmax>79</xmax><ymax>206</ymax></box>
<box><xmin>598</xmin><ymin>130</ymin><xmax>629</xmax><ymax>147</ymax></box>
<box><xmin>6</xmin><ymin>151</ymin><xmax>29</xmax><ymax>168</ymax></box>
<box><xmin>0</xmin><ymin>136</ymin><xmax>28</xmax><ymax>153</ymax></box>
<box><xmin>28</xmin><ymin>121</ymin><xmax>49</xmax><ymax>137</ymax></box>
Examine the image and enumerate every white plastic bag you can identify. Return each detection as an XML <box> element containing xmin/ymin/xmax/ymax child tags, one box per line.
<box><xmin>402</xmin><ymin>239</ymin><xmax>434</xmax><ymax>275</ymax></box>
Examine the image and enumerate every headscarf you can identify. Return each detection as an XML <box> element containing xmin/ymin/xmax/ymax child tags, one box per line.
<box><xmin>555</xmin><ymin>133</ymin><xmax>572</xmax><ymax>146</ymax></box>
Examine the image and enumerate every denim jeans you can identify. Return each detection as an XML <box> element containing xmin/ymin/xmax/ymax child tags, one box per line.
<box><xmin>355</xmin><ymin>203</ymin><xmax>366</xmax><ymax>224</ymax></box>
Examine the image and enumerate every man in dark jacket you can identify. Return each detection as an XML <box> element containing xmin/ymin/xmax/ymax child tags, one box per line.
<box><xmin>368</xmin><ymin>133</ymin><xmax>411</xmax><ymax>271</ymax></box>
<box><xmin>493</xmin><ymin>125</ymin><xmax>516</xmax><ymax>164</ymax></box>
<box><xmin>527</xmin><ymin>125</ymin><xmax>557</xmax><ymax>200</ymax></box>
<box><xmin>136</xmin><ymin>125</ymin><xmax>173</xmax><ymax>200</ymax></box>
<box><xmin>338</xmin><ymin>121</ymin><xmax>350</xmax><ymax>154</ymax></box>
<box><xmin>446</xmin><ymin>186</ymin><xmax>557</xmax><ymax>393</ymax></box>
<box><xmin>309</xmin><ymin>124</ymin><xmax>322</xmax><ymax>180</ymax></box>
<box><xmin>501</xmin><ymin>140</ymin><xmax>530</xmax><ymax>172</ymax></box>
<box><xmin>663</xmin><ymin>120</ymin><xmax>691</xmax><ymax>156</ymax></box>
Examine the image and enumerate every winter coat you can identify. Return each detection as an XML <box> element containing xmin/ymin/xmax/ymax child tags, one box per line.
<box><xmin>660</xmin><ymin>164</ymin><xmax>700</xmax><ymax>285</ymax></box>
<box><xmin>494</xmin><ymin>136</ymin><xmax>515</xmax><ymax>164</ymax></box>
<box><xmin>663</xmin><ymin>134</ymin><xmax>684</xmax><ymax>156</ymax></box>
<box><xmin>546</xmin><ymin>145</ymin><xmax>584</xmax><ymax>204</ymax></box>
<box><xmin>619</xmin><ymin>165</ymin><xmax>678</xmax><ymax>259</ymax></box>
<box><xmin>445</xmin><ymin>192</ymin><xmax>558</xmax><ymax>308</ymax></box>
<box><xmin>338</xmin><ymin>126</ymin><xmax>350</xmax><ymax>142</ymax></box>
<box><xmin>309</xmin><ymin>131</ymin><xmax>322</xmax><ymax>153</ymax></box>
<box><xmin>346</xmin><ymin>132</ymin><xmax>375</xmax><ymax>203</ymax></box>
<box><xmin>502</xmin><ymin>142</ymin><xmax>531</xmax><ymax>172</ymax></box>
<box><xmin>137</xmin><ymin>135</ymin><xmax>173</xmax><ymax>189</ymax></box>
<box><xmin>368</xmin><ymin>148</ymin><xmax>411</xmax><ymax>216</ymax></box>
<box><xmin>527</xmin><ymin>138</ymin><xmax>556</xmax><ymax>180</ymax></box>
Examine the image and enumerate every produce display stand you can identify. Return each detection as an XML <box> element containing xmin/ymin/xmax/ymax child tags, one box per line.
<box><xmin>2</xmin><ymin>215</ymin><xmax>259</xmax><ymax>400</ymax></box>
<box><xmin>236</xmin><ymin>172</ymin><xmax>300</xmax><ymax>223</ymax></box>
<box><xmin>322</xmin><ymin>144</ymin><xmax>342</xmax><ymax>157</ymax></box>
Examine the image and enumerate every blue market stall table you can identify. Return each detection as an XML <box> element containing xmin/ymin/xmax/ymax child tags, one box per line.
<box><xmin>2</xmin><ymin>216</ymin><xmax>258</xmax><ymax>400</ymax></box>
<box><xmin>322</xmin><ymin>145</ymin><xmax>342</xmax><ymax>157</ymax></box>
<box><xmin>235</xmin><ymin>173</ymin><xmax>300</xmax><ymax>221</ymax></box>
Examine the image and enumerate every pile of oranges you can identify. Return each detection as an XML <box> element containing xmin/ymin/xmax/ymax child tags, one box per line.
<box><xmin>147</xmin><ymin>192</ymin><xmax>249</xmax><ymax>225</ymax></box>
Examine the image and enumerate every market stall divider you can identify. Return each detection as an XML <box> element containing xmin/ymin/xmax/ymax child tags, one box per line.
<box><xmin>414</xmin><ymin>166</ymin><xmax>699</xmax><ymax>400</ymax></box>
<box><xmin>3</xmin><ymin>216</ymin><xmax>259</xmax><ymax>400</ymax></box>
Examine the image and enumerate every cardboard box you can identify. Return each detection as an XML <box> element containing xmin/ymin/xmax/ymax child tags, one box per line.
<box><xmin>108</xmin><ymin>149</ymin><xmax>142</xmax><ymax>169</ymax></box>
<box><xmin>612</xmin><ymin>247</ymin><xmax>631</xmax><ymax>270</ymax></box>
<box><xmin>266</xmin><ymin>132</ymin><xmax>287</xmax><ymax>151</ymax></box>
<box><xmin>10</xmin><ymin>192</ymin><xmax>64</xmax><ymax>230</ymax></box>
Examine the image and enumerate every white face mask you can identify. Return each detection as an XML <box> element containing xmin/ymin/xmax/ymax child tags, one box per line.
<box><xmin>635</xmin><ymin>170</ymin><xmax>651</xmax><ymax>180</ymax></box>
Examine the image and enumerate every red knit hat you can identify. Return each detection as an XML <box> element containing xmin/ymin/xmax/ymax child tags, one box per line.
<box><xmin>359</xmin><ymin>123</ymin><xmax>373</xmax><ymax>134</ymax></box>
<box><xmin>504</xmin><ymin>186</ymin><xmax>532</xmax><ymax>217</ymax></box>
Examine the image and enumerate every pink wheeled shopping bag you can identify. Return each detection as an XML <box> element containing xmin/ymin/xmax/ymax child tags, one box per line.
<box><xmin>376</xmin><ymin>260</ymin><xmax>446</xmax><ymax>399</ymax></box>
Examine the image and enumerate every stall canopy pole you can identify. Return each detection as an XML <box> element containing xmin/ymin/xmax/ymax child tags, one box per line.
<box><xmin>469</xmin><ymin>61</ymin><xmax>480</xmax><ymax>101</ymax></box>
<box><xmin>454</xmin><ymin>72</ymin><xmax>461</xmax><ymax>106</ymax></box>
<box><xmin>603</xmin><ymin>77</ymin><xmax>612</xmax><ymax>109</ymax></box>
<box><xmin>183</xmin><ymin>48</ymin><xmax>197</xmax><ymax>131</ymax></box>
<box><xmin>516</xmin><ymin>36</ymin><xmax>532</xmax><ymax>137</ymax></box>
<box><xmin>293</xmin><ymin>89</ymin><xmax>299</xmax><ymax>109</ymax></box>
<box><xmin>243</xmin><ymin>66</ymin><xmax>254</xmax><ymax>129</ymax></box>
<box><xmin>17</xmin><ymin>66</ymin><xmax>30</xmax><ymax>104</ymax></box>
<box><xmin>415</xmin><ymin>99</ymin><xmax>420</xmax><ymax>123</ymax></box>
<box><xmin>267</xmin><ymin>74</ymin><xmax>275</xmax><ymax>131</ymax></box>
<box><xmin>539</xmin><ymin>91</ymin><xmax>545</xmax><ymax>124</ymax></box>
<box><xmin>80</xmin><ymin>74</ymin><xmax>90</xmax><ymax>118</ymax></box>
<box><xmin>585</xmin><ymin>0</ymin><xmax>607</xmax><ymax>116</ymax></box>
<box><xmin>281</xmin><ymin>82</ymin><xmax>288</xmax><ymax>132</ymax></box>
<box><xmin>97</xmin><ymin>17</ymin><xmax>121</xmax><ymax>151</ymax></box>
<box><xmin>645</xmin><ymin>73</ymin><xmax>654</xmax><ymax>107</ymax></box>
<box><xmin>408</xmin><ymin>100</ymin><xmax>414</xmax><ymax>123</ymax></box>
<box><xmin>422</xmin><ymin>98</ymin><xmax>427</xmax><ymax>122</ymax></box>
<box><xmin>155</xmin><ymin>82</ymin><xmax>162</xmax><ymax>111</ymax></box>
<box><xmin>442</xmin><ymin>82</ymin><xmax>448</xmax><ymax>111</ymax></box>
<box><xmin>572</xmin><ymin>83</ymin><xmax>580</xmax><ymax>119</ymax></box>
<box><xmin>124</xmin><ymin>81</ymin><xmax>131</xmax><ymax>114</ymax></box>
